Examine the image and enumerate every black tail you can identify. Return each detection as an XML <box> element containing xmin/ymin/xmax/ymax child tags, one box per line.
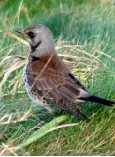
<box><xmin>80</xmin><ymin>95</ymin><xmax>115</xmax><ymax>106</ymax></box>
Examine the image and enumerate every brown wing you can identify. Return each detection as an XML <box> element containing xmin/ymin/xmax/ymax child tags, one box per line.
<box><xmin>29</xmin><ymin>53</ymin><xmax>89</xmax><ymax>103</ymax></box>
<box><xmin>30</xmin><ymin>64</ymin><xmax>89</xmax><ymax>121</ymax></box>
<box><xmin>28</xmin><ymin>53</ymin><xmax>90</xmax><ymax>120</ymax></box>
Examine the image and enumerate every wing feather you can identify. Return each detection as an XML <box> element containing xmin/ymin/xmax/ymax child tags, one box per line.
<box><xmin>29</xmin><ymin>54</ymin><xmax>89</xmax><ymax>103</ymax></box>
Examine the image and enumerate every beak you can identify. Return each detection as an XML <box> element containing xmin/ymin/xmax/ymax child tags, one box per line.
<box><xmin>15</xmin><ymin>29</ymin><xmax>28</xmax><ymax>35</ymax></box>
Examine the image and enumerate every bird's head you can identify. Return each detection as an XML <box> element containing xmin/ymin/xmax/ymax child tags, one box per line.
<box><xmin>16</xmin><ymin>24</ymin><xmax>55</xmax><ymax>57</ymax></box>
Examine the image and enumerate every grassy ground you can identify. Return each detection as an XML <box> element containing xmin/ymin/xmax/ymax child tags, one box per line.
<box><xmin>0</xmin><ymin>0</ymin><xmax>115</xmax><ymax>155</ymax></box>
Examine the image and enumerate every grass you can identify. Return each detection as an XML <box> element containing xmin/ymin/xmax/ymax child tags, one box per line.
<box><xmin>0</xmin><ymin>0</ymin><xmax>115</xmax><ymax>155</ymax></box>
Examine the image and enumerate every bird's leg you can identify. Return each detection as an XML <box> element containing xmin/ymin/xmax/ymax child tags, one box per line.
<box><xmin>41</xmin><ymin>99</ymin><xmax>54</xmax><ymax>121</ymax></box>
<box><xmin>43</xmin><ymin>103</ymin><xmax>54</xmax><ymax>114</ymax></box>
<box><xmin>36</xmin><ymin>98</ymin><xmax>54</xmax><ymax>113</ymax></box>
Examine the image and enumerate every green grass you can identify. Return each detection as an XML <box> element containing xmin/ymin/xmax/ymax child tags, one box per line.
<box><xmin>0</xmin><ymin>0</ymin><xmax>115</xmax><ymax>155</ymax></box>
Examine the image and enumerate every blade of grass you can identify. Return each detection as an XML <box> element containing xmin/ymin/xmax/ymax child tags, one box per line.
<box><xmin>16</xmin><ymin>115</ymin><xmax>68</xmax><ymax>149</ymax></box>
<box><xmin>1</xmin><ymin>31</ymin><xmax>29</xmax><ymax>46</ymax></box>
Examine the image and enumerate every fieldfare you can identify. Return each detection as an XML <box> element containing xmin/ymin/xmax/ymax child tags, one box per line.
<box><xmin>17</xmin><ymin>24</ymin><xmax>115</xmax><ymax>121</ymax></box>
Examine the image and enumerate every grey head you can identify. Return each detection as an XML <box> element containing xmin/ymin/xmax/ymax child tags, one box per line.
<box><xmin>17</xmin><ymin>24</ymin><xmax>55</xmax><ymax>57</ymax></box>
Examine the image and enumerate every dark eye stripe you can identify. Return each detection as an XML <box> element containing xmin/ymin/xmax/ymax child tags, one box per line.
<box><xmin>28</xmin><ymin>32</ymin><xmax>35</xmax><ymax>38</ymax></box>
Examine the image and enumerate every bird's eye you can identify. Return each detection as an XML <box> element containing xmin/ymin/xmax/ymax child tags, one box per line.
<box><xmin>28</xmin><ymin>31</ymin><xmax>35</xmax><ymax>38</ymax></box>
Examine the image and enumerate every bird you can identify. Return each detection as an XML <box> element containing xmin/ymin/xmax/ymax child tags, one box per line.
<box><xmin>16</xmin><ymin>24</ymin><xmax>115</xmax><ymax>121</ymax></box>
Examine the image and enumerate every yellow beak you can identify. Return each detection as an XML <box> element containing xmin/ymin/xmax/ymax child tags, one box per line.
<box><xmin>16</xmin><ymin>30</ymin><xmax>28</xmax><ymax>35</ymax></box>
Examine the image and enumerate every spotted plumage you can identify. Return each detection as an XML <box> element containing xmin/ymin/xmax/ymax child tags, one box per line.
<box><xmin>17</xmin><ymin>24</ymin><xmax>115</xmax><ymax>121</ymax></box>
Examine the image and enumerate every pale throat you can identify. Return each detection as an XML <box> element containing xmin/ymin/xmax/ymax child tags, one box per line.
<box><xmin>30</xmin><ymin>41</ymin><xmax>55</xmax><ymax>58</ymax></box>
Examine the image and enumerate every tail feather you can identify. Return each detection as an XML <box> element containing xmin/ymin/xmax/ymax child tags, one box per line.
<box><xmin>80</xmin><ymin>95</ymin><xmax>115</xmax><ymax>106</ymax></box>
